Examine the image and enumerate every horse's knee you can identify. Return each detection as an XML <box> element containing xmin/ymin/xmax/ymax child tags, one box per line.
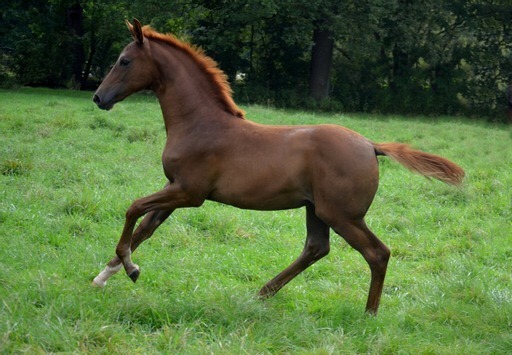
<box><xmin>126</xmin><ymin>201</ymin><xmax>143</xmax><ymax>220</ymax></box>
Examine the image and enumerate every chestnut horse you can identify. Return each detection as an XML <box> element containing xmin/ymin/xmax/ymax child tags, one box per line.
<box><xmin>92</xmin><ymin>19</ymin><xmax>464</xmax><ymax>314</ymax></box>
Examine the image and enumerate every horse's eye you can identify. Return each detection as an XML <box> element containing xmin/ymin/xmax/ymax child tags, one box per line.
<box><xmin>119</xmin><ymin>58</ymin><xmax>130</xmax><ymax>67</ymax></box>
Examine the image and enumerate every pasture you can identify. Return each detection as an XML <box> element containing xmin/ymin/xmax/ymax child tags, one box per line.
<box><xmin>1</xmin><ymin>88</ymin><xmax>511</xmax><ymax>353</ymax></box>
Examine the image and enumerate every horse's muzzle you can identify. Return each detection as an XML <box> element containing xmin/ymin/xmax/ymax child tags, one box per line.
<box><xmin>92</xmin><ymin>94</ymin><xmax>114</xmax><ymax>111</ymax></box>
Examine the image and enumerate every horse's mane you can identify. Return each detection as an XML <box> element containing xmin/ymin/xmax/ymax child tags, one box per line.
<box><xmin>141</xmin><ymin>26</ymin><xmax>245</xmax><ymax>119</ymax></box>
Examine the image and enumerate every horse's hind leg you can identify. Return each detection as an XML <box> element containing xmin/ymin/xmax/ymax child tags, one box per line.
<box><xmin>92</xmin><ymin>209</ymin><xmax>171</xmax><ymax>287</ymax></box>
<box><xmin>259</xmin><ymin>203</ymin><xmax>330</xmax><ymax>297</ymax></box>
<box><xmin>330</xmin><ymin>218</ymin><xmax>390</xmax><ymax>314</ymax></box>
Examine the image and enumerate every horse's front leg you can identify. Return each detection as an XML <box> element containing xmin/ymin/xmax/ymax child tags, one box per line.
<box><xmin>118</xmin><ymin>183</ymin><xmax>200</xmax><ymax>282</ymax></box>
<box><xmin>97</xmin><ymin>183</ymin><xmax>200</xmax><ymax>285</ymax></box>
<box><xmin>92</xmin><ymin>209</ymin><xmax>172</xmax><ymax>287</ymax></box>
<box><xmin>117</xmin><ymin>206</ymin><xmax>175</xmax><ymax>281</ymax></box>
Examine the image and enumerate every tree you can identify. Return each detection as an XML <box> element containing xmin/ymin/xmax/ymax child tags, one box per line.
<box><xmin>308</xmin><ymin>27</ymin><xmax>334</xmax><ymax>101</ymax></box>
<box><xmin>2</xmin><ymin>0</ymin><xmax>511</xmax><ymax>118</ymax></box>
<box><xmin>462</xmin><ymin>1</ymin><xmax>512</xmax><ymax>115</ymax></box>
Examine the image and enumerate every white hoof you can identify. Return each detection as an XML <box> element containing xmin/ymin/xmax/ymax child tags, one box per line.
<box><xmin>92</xmin><ymin>264</ymin><xmax>122</xmax><ymax>287</ymax></box>
<box><xmin>92</xmin><ymin>277</ymin><xmax>107</xmax><ymax>288</ymax></box>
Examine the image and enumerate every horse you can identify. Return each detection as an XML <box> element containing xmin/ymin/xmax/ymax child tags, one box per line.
<box><xmin>92</xmin><ymin>19</ymin><xmax>464</xmax><ymax>314</ymax></box>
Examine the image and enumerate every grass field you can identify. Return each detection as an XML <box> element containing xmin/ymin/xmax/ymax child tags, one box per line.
<box><xmin>1</xmin><ymin>87</ymin><xmax>511</xmax><ymax>353</ymax></box>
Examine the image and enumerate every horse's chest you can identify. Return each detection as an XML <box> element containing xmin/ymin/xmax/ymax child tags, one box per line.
<box><xmin>161</xmin><ymin>142</ymin><xmax>211</xmax><ymax>182</ymax></box>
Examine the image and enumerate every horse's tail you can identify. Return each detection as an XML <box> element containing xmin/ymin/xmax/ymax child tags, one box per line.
<box><xmin>373</xmin><ymin>142</ymin><xmax>465</xmax><ymax>186</ymax></box>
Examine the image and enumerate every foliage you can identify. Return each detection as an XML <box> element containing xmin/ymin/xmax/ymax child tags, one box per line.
<box><xmin>1</xmin><ymin>88</ymin><xmax>511</xmax><ymax>353</ymax></box>
<box><xmin>1</xmin><ymin>0</ymin><xmax>511</xmax><ymax>117</ymax></box>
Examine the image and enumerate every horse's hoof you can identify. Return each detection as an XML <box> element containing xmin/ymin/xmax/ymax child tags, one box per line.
<box><xmin>258</xmin><ymin>287</ymin><xmax>276</xmax><ymax>299</ymax></box>
<box><xmin>128</xmin><ymin>267</ymin><xmax>140</xmax><ymax>283</ymax></box>
<box><xmin>92</xmin><ymin>278</ymin><xmax>106</xmax><ymax>288</ymax></box>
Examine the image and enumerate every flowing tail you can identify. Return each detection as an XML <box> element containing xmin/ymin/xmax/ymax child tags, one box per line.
<box><xmin>373</xmin><ymin>142</ymin><xmax>465</xmax><ymax>186</ymax></box>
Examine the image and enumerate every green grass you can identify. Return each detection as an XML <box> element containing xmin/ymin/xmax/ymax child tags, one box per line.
<box><xmin>1</xmin><ymin>87</ymin><xmax>511</xmax><ymax>353</ymax></box>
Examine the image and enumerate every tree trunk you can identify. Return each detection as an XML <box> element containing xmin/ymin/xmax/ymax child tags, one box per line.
<box><xmin>308</xmin><ymin>28</ymin><xmax>334</xmax><ymax>101</ymax></box>
<box><xmin>81</xmin><ymin>36</ymin><xmax>96</xmax><ymax>90</ymax></box>
<box><xmin>67</xmin><ymin>2</ymin><xmax>85</xmax><ymax>88</ymax></box>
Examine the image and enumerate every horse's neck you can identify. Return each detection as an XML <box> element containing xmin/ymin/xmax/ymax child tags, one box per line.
<box><xmin>151</xmin><ymin>42</ymin><xmax>225</xmax><ymax>132</ymax></box>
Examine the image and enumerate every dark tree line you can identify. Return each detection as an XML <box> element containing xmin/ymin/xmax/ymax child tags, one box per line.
<box><xmin>1</xmin><ymin>0</ymin><xmax>511</xmax><ymax>118</ymax></box>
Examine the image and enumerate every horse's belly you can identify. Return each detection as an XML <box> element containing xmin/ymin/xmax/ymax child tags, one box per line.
<box><xmin>207</xmin><ymin>171</ymin><xmax>310</xmax><ymax>211</ymax></box>
<box><xmin>208</xmin><ymin>192</ymin><xmax>308</xmax><ymax>211</ymax></box>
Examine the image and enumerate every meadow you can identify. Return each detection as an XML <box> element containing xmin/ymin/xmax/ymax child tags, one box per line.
<box><xmin>1</xmin><ymin>88</ymin><xmax>511</xmax><ymax>353</ymax></box>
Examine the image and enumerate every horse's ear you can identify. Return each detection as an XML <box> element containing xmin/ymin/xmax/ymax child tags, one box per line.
<box><xmin>126</xmin><ymin>18</ymin><xmax>144</xmax><ymax>45</ymax></box>
<box><xmin>125</xmin><ymin>19</ymin><xmax>134</xmax><ymax>33</ymax></box>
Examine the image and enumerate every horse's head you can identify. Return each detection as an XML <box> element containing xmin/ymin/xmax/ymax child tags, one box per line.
<box><xmin>93</xmin><ymin>19</ymin><xmax>157</xmax><ymax>110</ymax></box>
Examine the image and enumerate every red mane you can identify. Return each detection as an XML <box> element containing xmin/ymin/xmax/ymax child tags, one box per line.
<box><xmin>141</xmin><ymin>26</ymin><xmax>245</xmax><ymax>119</ymax></box>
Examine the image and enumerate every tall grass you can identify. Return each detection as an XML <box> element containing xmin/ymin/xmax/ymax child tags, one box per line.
<box><xmin>1</xmin><ymin>88</ymin><xmax>511</xmax><ymax>353</ymax></box>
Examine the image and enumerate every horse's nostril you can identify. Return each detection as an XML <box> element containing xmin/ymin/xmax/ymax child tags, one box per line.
<box><xmin>93</xmin><ymin>94</ymin><xmax>101</xmax><ymax>105</ymax></box>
